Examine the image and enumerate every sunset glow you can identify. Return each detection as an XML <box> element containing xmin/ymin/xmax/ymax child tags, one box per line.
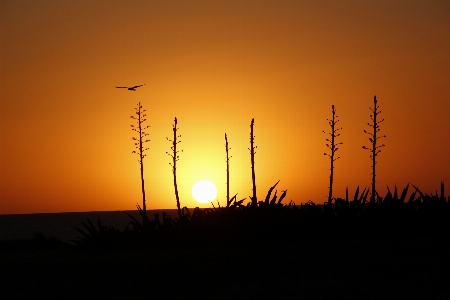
<box><xmin>0</xmin><ymin>1</ymin><xmax>449</xmax><ymax>214</ymax></box>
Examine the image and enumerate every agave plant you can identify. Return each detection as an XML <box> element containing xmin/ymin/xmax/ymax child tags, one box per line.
<box><xmin>73</xmin><ymin>218</ymin><xmax>120</xmax><ymax>246</ymax></box>
<box><xmin>262</xmin><ymin>180</ymin><xmax>287</xmax><ymax>206</ymax></box>
<box><xmin>323</xmin><ymin>104</ymin><xmax>343</xmax><ymax>204</ymax></box>
<box><xmin>362</xmin><ymin>96</ymin><xmax>386</xmax><ymax>203</ymax></box>
<box><xmin>130</xmin><ymin>102</ymin><xmax>151</xmax><ymax>222</ymax></box>
<box><xmin>166</xmin><ymin>117</ymin><xmax>183</xmax><ymax>219</ymax></box>
<box><xmin>249</xmin><ymin>118</ymin><xmax>258</xmax><ymax>206</ymax></box>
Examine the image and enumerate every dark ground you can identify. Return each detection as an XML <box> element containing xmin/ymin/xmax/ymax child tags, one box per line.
<box><xmin>1</xmin><ymin>237</ymin><xmax>449</xmax><ymax>300</ymax></box>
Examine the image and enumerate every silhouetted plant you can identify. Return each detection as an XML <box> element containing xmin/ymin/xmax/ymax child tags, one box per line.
<box><xmin>124</xmin><ymin>209</ymin><xmax>145</xmax><ymax>231</ymax></box>
<box><xmin>249</xmin><ymin>118</ymin><xmax>258</xmax><ymax>206</ymax></box>
<box><xmin>130</xmin><ymin>102</ymin><xmax>151</xmax><ymax>221</ymax></box>
<box><xmin>124</xmin><ymin>203</ymin><xmax>152</xmax><ymax>231</ymax></box>
<box><xmin>166</xmin><ymin>117</ymin><xmax>183</xmax><ymax>219</ymax></box>
<box><xmin>222</xmin><ymin>134</ymin><xmax>246</xmax><ymax>208</ymax></box>
<box><xmin>73</xmin><ymin>218</ymin><xmax>120</xmax><ymax>246</ymax></box>
<box><xmin>228</xmin><ymin>194</ymin><xmax>246</xmax><ymax>208</ymax></box>
<box><xmin>70</xmin><ymin>108</ymin><xmax>450</xmax><ymax>248</ymax></box>
<box><xmin>224</xmin><ymin>133</ymin><xmax>234</xmax><ymax>207</ymax></box>
<box><xmin>262</xmin><ymin>180</ymin><xmax>287</xmax><ymax>206</ymax></box>
<box><xmin>323</xmin><ymin>105</ymin><xmax>343</xmax><ymax>204</ymax></box>
<box><xmin>72</xmin><ymin>180</ymin><xmax>449</xmax><ymax>247</ymax></box>
<box><xmin>362</xmin><ymin>96</ymin><xmax>386</xmax><ymax>203</ymax></box>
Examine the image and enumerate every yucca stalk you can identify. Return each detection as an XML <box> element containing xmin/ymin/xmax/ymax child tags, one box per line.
<box><xmin>166</xmin><ymin>117</ymin><xmax>183</xmax><ymax>219</ymax></box>
<box><xmin>249</xmin><ymin>118</ymin><xmax>257</xmax><ymax>206</ymax></box>
<box><xmin>225</xmin><ymin>133</ymin><xmax>232</xmax><ymax>207</ymax></box>
<box><xmin>323</xmin><ymin>105</ymin><xmax>343</xmax><ymax>204</ymax></box>
<box><xmin>362</xmin><ymin>96</ymin><xmax>386</xmax><ymax>203</ymax></box>
<box><xmin>130</xmin><ymin>102</ymin><xmax>150</xmax><ymax>218</ymax></box>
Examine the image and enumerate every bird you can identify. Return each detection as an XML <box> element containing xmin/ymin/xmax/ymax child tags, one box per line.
<box><xmin>115</xmin><ymin>84</ymin><xmax>145</xmax><ymax>91</ymax></box>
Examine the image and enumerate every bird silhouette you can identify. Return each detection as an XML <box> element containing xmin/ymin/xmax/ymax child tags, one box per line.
<box><xmin>115</xmin><ymin>84</ymin><xmax>145</xmax><ymax>91</ymax></box>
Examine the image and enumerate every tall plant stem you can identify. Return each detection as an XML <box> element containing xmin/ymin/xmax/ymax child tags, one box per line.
<box><xmin>250</xmin><ymin>118</ymin><xmax>257</xmax><ymax>206</ymax></box>
<box><xmin>371</xmin><ymin>97</ymin><xmax>377</xmax><ymax>202</ymax></box>
<box><xmin>137</xmin><ymin>108</ymin><xmax>147</xmax><ymax>215</ymax></box>
<box><xmin>173</xmin><ymin>118</ymin><xmax>181</xmax><ymax>218</ymax></box>
<box><xmin>328</xmin><ymin>106</ymin><xmax>336</xmax><ymax>202</ymax></box>
<box><xmin>225</xmin><ymin>133</ymin><xmax>230</xmax><ymax>206</ymax></box>
<box><xmin>323</xmin><ymin>105</ymin><xmax>342</xmax><ymax>204</ymax></box>
<box><xmin>363</xmin><ymin>95</ymin><xmax>386</xmax><ymax>204</ymax></box>
<box><xmin>130</xmin><ymin>102</ymin><xmax>151</xmax><ymax>221</ymax></box>
<box><xmin>167</xmin><ymin>117</ymin><xmax>182</xmax><ymax>219</ymax></box>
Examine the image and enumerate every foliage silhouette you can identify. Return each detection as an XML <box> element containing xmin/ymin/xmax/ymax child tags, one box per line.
<box><xmin>362</xmin><ymin>96</ymin><xmax>386</xmax><ymax>203</ymax></box>
<box><xmin>166</xmin><ymin>117</ymin><xmax>183</xmax><ymax>219</ymax></box>
<box><xmin>224</xmin><ymin>133</ymin><xmax>246</xmax><ymax>208</ymax></box>
<box><xmin>130</xmin><ymin>102</ymin><xmax>151</xmax><ymax>222</ymax></box>
<box><xmin>225</xmin><ymin>133</ymin><xmax>231</xmax><ymax>207</ymax></box>
<box><xmin>323</xmin><ymin>104</ymin><xmax>343</xmax><ymax>204</ymax></box>
<box><xmin>249</xmin><ymin>118</ymin><xmax>258</xmax><ymax>206</ymax></box>
<box><xmin>71</xmin><ymin>112</ymin><xmax>449</xmax><ymax>250</ymax></box>
<box><xmin>74</xmin><ymin>182</ymin><xmax>447</xmax><ymax>247</ymax></box>
<box><xmin>73</xmin><ymin>217</ymin><xmax>121</xmax><ymax>247</ymax></box>
<box><xmin>5</xmin><ymin>104</ymin><xmax>450</xmax><ymax>300</ymax></box>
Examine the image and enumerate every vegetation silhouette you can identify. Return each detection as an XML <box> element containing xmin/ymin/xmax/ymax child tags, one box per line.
<box><xmin>363</xmin><ymin>95</ymin><xmax>386</xmax><ymax>203</ymax></box>
<box><xmin>72</xmin><ymin>107</ymin><xmax>449</xmax><ymax>248</ymax></box>
<box><xmin>72</xmin><ymin>182</ymin><xmax>449</xmax><ymax>249</ymax></box>
<box><xmin>130</xmin><ymin>102</ymin><xmax>150</xmax><ymax>222</ymax></box>
<box><xmin>249</xmin><ymin>118</ymin><xmax>258</xmax><ymax>206</ymax></box>
<box><xmin>166</xmin><ymin>117</ymin><xmax>183</xmax><ymax>219</ymax></box>
<box><xmin>3</xmin><ymin>98</ymin><xmax>450</xmax><ymax>300</ymax></box>
<box><xmin>224</xmin><ymin>133</ymin><xmax>244</xmax><ymax>208</ymax></box>
<box><xmin>323</xmin><ymin>104</ymin><xmax>343</xmax><ymax>204</ymax></box>
<box><xmin>64</xmin><ymin>95</ymin><xmax>450</xmax><ymax>300</ymax></box>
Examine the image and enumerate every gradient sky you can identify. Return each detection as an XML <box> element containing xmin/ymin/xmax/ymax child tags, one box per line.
<box><xmin>1</xmin><ymin>0</ymin><xmax>449</xmax><ymax>214</ymax></box>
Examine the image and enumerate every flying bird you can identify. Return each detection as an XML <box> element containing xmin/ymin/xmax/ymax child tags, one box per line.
<box><xmin>115</xmin><ymin>84</ymin><xmax>145</xmax><ymax>91</ymax></box>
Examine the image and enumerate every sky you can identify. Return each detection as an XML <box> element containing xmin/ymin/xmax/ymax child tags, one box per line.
<box><xmin>1</xmin><ymin>0</ymin><xmax>449</xmax><ymax>214</ymax></box>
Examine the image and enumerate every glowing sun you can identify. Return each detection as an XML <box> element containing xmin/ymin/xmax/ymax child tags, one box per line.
<box><xmin>192</xmin><ymin>180</ymin><xmax>217</xmax><ymax>203</ymax></box>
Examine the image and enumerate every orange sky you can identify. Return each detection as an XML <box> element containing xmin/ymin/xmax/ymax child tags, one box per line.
<box><xmin>1</xmin><ymin>0</ymin><xmax>449</xmax><ymax>214</ymax></box>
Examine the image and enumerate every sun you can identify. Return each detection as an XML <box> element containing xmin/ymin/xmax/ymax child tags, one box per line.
<box><xmin>192</xmin><ymin>180</ymin><xmax>217</xmax><ymax>203</ymax></box>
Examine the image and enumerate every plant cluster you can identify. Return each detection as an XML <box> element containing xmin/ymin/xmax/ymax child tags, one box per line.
<box><xmin>74</xmin><ymin>183</ymin><xmax>449</xmax><ymax>248</ymax></box>
<box><xmin>73</xmin><ymin>98</ymin><xmax>448</xmax><ymax>248</ymax></box>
